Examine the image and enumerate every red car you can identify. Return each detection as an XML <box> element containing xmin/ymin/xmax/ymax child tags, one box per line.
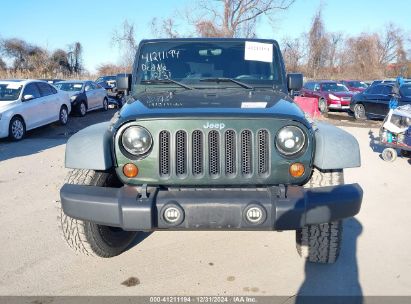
<box><xmin>300</xmin><ymin>81</ymin><xmax>354</xmax><ymax>113</ymax></box>
<box><xmin>339</xmin><ymin>80</ymin><xmax>368</xmax><ymax>93</ymax></box>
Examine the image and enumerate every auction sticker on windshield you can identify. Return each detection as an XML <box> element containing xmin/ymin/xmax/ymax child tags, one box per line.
<box><xmin>244</xmin><ymin>41</ymin><xmax>273</xmax><ymax>63</ymax></box>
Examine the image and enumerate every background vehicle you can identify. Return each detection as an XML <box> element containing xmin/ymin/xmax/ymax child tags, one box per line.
<box><xmin>59</xmin><ymin>38</ymin><xmax>362</xmax><ymax>264</ymax></box>
<box><xmin>350</xmin><ymin>83</ymin><xmax>411</xmax><ymax>120</ymax></box>
<box><xmin>39</xmin><ymin>78</ymin><xmax>64</xmax><ymax>85</ymax></box>
<box><xmin>300</xmin><ymin>80</ymin><xmax>354</xmax><ymax>113</ymax></box>
<box><xmin>0</xmin><ymin>80</ymin><xmax>71</xmax><ymax>140</ymax></box>
<box><xmin>370</xmin><ymin>79</ymin><xmax>395</xmax><ymax>86</ymax></box>
<box><xmin>55</xmin><ymin>80</ymin><xmax>108</xmax><ymax>116</ymax></box>
<box><xmin>339</xmin><ymin>80</ymin><xmax>368</xmax><ymax>93</ymax></box>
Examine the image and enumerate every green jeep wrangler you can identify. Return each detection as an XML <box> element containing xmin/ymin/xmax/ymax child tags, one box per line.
<box><xmin>59</xmin><ymin>38</ymin><xmax>363</xmax><ymax>263</ymax></box>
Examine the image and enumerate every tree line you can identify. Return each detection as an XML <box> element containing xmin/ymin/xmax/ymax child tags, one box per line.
<box><xmin>282</xmin><ymin>9</ymin><xmax>410</xmax><ymax>80</ymax></box>
<box><xmin>0</xmin><ymin>38</ymin><xmax>84</xmax><ymax>79</ymax></box>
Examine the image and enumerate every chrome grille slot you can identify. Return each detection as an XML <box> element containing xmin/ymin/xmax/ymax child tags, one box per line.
<box><xmin>208</xmin><ymin>130</ymin><xmax>220</xmax><ymax>177</ymax></box>
<box><xmin>258</xmin><ymin>130</ymin><xmax>269</xmax><ymax>175</ymax></box>
<box><xmin>159</xmin><ymin>131</ymin><xmax>170</xmax><ymax>177</ymax></box>
<box><xmin>192</xmin><ymin>130</ymin><xmax>204</xmax><ymax>176</ymax></box>
<box><xmin>176</xmin><ymin>131</ymin><xmax>187</xmax><ymax>177</ymax></box>
<box><xmin>225</xmin><ymin>130</ymin><xmax>236</xmax><ymax>176</ymax></box>
<box><xmin>241</xmin><ymin>130</ymin><xmax>252</xmax><ymax>176</ymax></box>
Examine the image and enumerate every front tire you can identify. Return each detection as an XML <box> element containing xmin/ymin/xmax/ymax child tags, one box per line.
<box><xmin>296</xmin><ymin>169</ymin><xmax>344</xmax><ymax>264</ymax></box>
<box><xmin>9</xmin><ymin>116</ymin><xmax>26</xmax><ymax>141</ymax></box>
<box><xmin>59</xmin><ymin>105</ymin><xmax>69</xmax><ymax>125</ymax></box>
<box><xmin>318</xmin><ymin>98</ymin><xmax>328</xmax><ymax>114</ymax></box>
<box><xmin>58</xmin><ymin>169</ymin><xmax>138</xmax><ymax>257</ymax></box>
<box><xmin>102</xmin><ymin>97</ymin><xmax>108</xmax><ymax>111</ymax></box>
<box><xmin>354</xmin><ymin>103</ymin><xmax>366</xmax><ymax>120</ymax></box>
<box><xmin>78</xmin><ymin>101</ymin><xmax>87</xmax><ymax>117</ymax></box>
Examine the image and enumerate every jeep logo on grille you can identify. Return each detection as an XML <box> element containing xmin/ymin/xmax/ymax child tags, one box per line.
<box><xmin>203</xmin><ymin>122</ymin><xmax>225</xmax><ymax>130</ymax></box>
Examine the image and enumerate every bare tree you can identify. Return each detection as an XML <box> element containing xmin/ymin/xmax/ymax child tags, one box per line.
<box><xmin>377</xmin><ymin>23</ymin><xmax>401</xmax><ymax>66</ymax></box>
<box><xmin>150</xmin><ymin>17</ymin><xmax>180</xmax><ymax>38</ymax></box>
<box><xmin>112</xmin><ymin>20</ymin><xmax>137</xmax><ymax>68</ymax></box>
<box><xmin>281</xmin><ymin>36</ymin><xmax>306</xmax><ymax>73</ymax></box>
<box><xmin>306</xmin><ymin>9</ymin><xmax>329</xmax><ymax>78</ymax></box>
<box><xmin>67</xmin><ymin>42</ymin><xmax>83</xmax><ymax>75</ymax></box>
<box><xmin>0</xmin><ymin>57</ymin><xmax>6</xmax><ymax>70</ymax></box>
<box><xmin>193</xmin><ymin>0</ymin><xmax>295</xmax><ymax>37</ymax></box>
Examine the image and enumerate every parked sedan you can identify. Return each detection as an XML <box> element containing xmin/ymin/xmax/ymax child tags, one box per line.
<box><xmin>54</xmin><ymin>80</ymin><xmax>108</xmax><ymax>116</ymax></box>
<box><xmin>0</xmin><ymin>80</ymin><xmax>71</xmax><ymax>141</ymax></box>
<box><xmin>350</xmin><ymin>83</ymin><xmax>411</xmax><ymax>120</ymax></box>
<box><xmin>300</xmin><ymin>80</ymin><xmax>354</xmax><ymax>113</ymax></box>
<box><xmin>339</xmin><ymin>80</ymin><xmax>368</xmax><ymax>93</ymax></box>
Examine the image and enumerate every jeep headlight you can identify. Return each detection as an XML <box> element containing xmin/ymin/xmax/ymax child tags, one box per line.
<box><xmin>121</xmin><ymin>126</ymin><xmax>153</xmax><ymax>156</ymax></box>
<box><xmin>275</xmin><ymin>126</ymin><xmax>306</xmax><ymax>156</ymax></box>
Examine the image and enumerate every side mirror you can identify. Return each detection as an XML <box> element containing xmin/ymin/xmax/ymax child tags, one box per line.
<box><xmin>116</xmin><ymin>73</ymin><xmax>132</xmax><ymax>92</ymax></box>
<box><xmin>23</xmin><ymin>94</ymin><xmax>35</xmax><ymax>101</ymax></box>
<box><xmin>287</xmin><ymin>73</ymin><xmax>303</xmax><ymax>91</ymax></box>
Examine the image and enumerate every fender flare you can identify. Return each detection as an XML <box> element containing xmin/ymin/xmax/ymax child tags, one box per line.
<box><xmin>65</xmin><ymin>122</ymin><xmax>113</xmax><ymax>170</ymax></box>
<box><xmin>313</xmin><ymin>122</ymin><xmax>361</xmax><ymax>170</ymax></box>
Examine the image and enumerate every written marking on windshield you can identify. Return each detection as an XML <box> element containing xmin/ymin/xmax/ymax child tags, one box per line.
<box><xmin>141</xmin><ymin>50</ymin><xmax>180</xmax><ymax>63</ymax></box>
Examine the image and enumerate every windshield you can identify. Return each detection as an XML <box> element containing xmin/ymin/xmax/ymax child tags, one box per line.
<box><xmin>135</xmin><ymin>41</ymin><xmax>283</xmax><ymax>90</ymax></box>
<box><xmin>400</xmin><ymin>85</ymin><xmax>411</xmax><ymax>97</ymax></box>
<box><xmin>322</xmin><ymin>83</ymin><xmax>349</xmax><ymax>92</ymax></box>
<box><xmin>0</xmin><ymin>83</ymin><xmax>23</xmax><ymax>101</ymax></box>
<box><xmin>55</xmin><ymin>82</ymin><xmax>83</xmax><ymax>92</ymax></box>
<box><xmin>347</xmin><ymin>81</ymin><xmax>367</xmax><ymax>88</ymax></box>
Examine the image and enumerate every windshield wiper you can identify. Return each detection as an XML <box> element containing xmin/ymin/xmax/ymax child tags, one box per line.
<box><xmin>199</xmin><ymin>77</ymin><xmax>254</xmax><ymax>90</ymax></box>
<box><xmin>141</xmin><ymin>79</ymin><xmax>194</xmax><ymax>90</ymax></box>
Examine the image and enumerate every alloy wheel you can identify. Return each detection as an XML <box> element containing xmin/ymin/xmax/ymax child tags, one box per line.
<box><xmin>12</xmin><ymin>120</ymin><xmax>24</xmax><ymax>140</ymax></box>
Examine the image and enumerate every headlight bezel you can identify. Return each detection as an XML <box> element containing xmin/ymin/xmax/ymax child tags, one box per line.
<box><xmin>275</xmin><ymin>125</ymin><xmax>307</xmax><ymax>157</ymax></box>
<box><xmin>120</xmin><ymin>125</ymin><xmax>153</xmax><ymax>159</ymax></box>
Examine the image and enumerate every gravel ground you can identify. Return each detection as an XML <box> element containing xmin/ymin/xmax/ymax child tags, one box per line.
<box><xmin>0</xmin><ymin>109</ymin><xmax>410</xmax><ymax>296</ymax></box>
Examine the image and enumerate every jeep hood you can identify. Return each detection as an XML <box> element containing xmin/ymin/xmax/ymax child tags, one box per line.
<box><xmin>119</xmin><ymin>89</ymin><xmax>308</xmax><ymax>126</ymax></box>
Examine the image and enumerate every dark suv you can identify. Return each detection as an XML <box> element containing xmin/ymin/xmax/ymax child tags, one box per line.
<box><xmin>59</xmin><ymin>38</ymin><xmax>362</xmax><ymax>263</ymax></box>
<box><xmin>301</xmin><ymin>80</ymin><xmax>354</xmax><ymax>113</ymax></box>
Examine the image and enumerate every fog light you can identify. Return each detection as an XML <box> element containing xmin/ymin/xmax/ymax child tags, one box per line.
<box><xmin>244</xmin><ymin>204</ymin><xmax>266</xmax><ymax>225</ymax></box>
<box><xmin>163</xmin><ymin>206</ymin><xmax>181</xmax><ymax>224</ymax></box>
<box><xmin>289</xmin><ymin>162</ymin><xmax>305</xmax><ymax>178</ymax></box>
<box><xmin>123</xmin><ymin>163</ymin><xmax>139</xmax><ymax>178</ymax></box>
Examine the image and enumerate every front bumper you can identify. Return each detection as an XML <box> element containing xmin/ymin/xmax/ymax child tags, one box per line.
<box><xmin>60</xmin><ymin>183</ymin><xmax>363</xmax><ymax>231</ymax></box>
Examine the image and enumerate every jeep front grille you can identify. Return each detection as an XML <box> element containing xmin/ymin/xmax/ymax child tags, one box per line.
<box><xmin>158</xmin><ymin>129</ymin><xmax>270</xmax><ymax>180</ymax></box>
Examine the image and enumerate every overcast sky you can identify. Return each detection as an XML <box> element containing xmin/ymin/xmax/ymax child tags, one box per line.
<box><xmin>1</xmin><ymin>0</ymin><xmax>410</xmax><ymax>73</ymax></box>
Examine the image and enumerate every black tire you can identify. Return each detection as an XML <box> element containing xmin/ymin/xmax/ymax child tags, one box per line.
<box><xmin>296</xmin><ymin>169</ymin><xmax>344</xmax><ymax>264</ymax></box>
<box><xmin>102</xmin><ymin>97</ymin><xmax>109</xmax><ymax>111</ymax></box>
<box><xmin>58</xmin><ymin>169</ymin><xmax>138</xmax><ymax>257</ymax></box>
<box><xmin>59</xmin><ymin>105</ymin><xmax>69</xmax><ymax>125</ymax></box>
<box><xmin>354</xmin><ymin>103</ymin><xmax>366</xmax><ymax>120</ymax></box>
<box><xmin>8</xmin><ymin>116</ymin><xmax>26</xmax><ymax>141</ymax></box>
<box><xmin>318</xmin><ymin>98</ymin><xmax>328</xmax><ymax>114</ymax></box>
<box><xmin>381</xmin><ymin>148</ymin><xmax>397</xmax><ymax>162</ymax></box>
<box><xmin>78</xmin><ymin>101</ymin><xmax>87</xmax><ymax>117</ymax></box>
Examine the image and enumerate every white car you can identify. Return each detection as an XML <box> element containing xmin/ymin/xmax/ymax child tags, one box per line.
<box><xmin>54</xmin><ymin>80</ymin><xmax>109</xmax><ymax>116</ymax></box>
<box><xmin>0</xmin><ymin>79</ymin><xmax>71</xmax><ymax>141</ymax></box>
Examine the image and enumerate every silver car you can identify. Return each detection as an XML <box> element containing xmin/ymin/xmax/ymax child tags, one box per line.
<box><xmin>0</xmin><ymin>79</ymin><xmax>71</xmax><ymax>141</ymax></box>
<box><xmin>55</xmin><ymin>80</ymin><xmax>108</xmax><ymax>116</ymax></box>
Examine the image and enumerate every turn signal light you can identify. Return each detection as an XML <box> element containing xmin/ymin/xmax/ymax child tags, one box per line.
<box><xmin>123</xmin><ymin>163</ymin><xmax>139</xmax><ymax>178</ymax></box>
<box><xmin>289</xmin><ymin>163</ymin><xmax>305</xmax><ymax>178</ymax></box>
